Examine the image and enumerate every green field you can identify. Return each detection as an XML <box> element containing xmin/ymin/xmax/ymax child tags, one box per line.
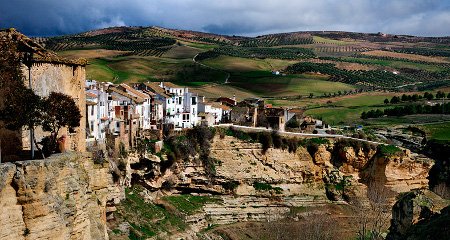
<box><xmin>162</xmin><ymin>45</ymin><xmax>204</xmax><ymax>59</ymax></box>
<box><xmin>301</xmin><ymin>94</ymin><xmax>398</xmax><ymax>125</ymax></box>
<box><xmin>341</xmin><ymin>57</ymin><xmax>446</xmax><ymax>72</ymax></box>
<box><xmin>201</xmin><ymin>55</ymin><xmax>299</xmax><ymax>72</ymax></box>
<box><xmin>86</xmin><ymin>55</ymin><xmax>227</xmax><ymax>83</ymax></box>
<box><xmin>232</xmin><ymin>73</ymin><xmax>355</xmax><ymax>97</ymax></box>
<box><xmin>420</xmin><ymin>121</ymin><xmax>450</xmax><ymax>141</ymax></box>
<box><xmin>305</xmin><ymin>106</ymin><xmax>388</xmax><ymax>125</ymax></box>
<box><xmin>313</xmin><ymin>36</ymin><xmax>352</xmax><ymax>45</ymax></box>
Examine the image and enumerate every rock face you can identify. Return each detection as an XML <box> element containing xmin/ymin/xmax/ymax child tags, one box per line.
<box><xmin>132</xmin><ymin>135</ymin><xmax>434</xmax><ymax>199</ymax></box>
<box><xmin>386</xmin><ymin>190</ymin><xmax>450</xmax><ymax>240</ymax></box>
<box><xmin>0</xmin><ymin>153</ymin><xmax>124</xmax><ymax>240</ymax></box>
<box><xmin>361</xmin><ymin>151</ymin><xmax>433</xmax><ymax>194</ymax></box>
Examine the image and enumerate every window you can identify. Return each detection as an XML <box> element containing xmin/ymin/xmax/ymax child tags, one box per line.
<box><xmin>91</xmin><ymin>106</ymin><xmax>94</xmax><ymax>115</ymax></box>
<box><xmin>191</xmin><ymin>97</ymin><xmax>197</xmax><ymax>105</ymax></box>
<box><xmin>167</xmin><ymin>99</ymin><xmax>170</xmax><ymax>104</ymax></box>
<box><xmin>178</xmin><ymin>97</ymin><xmax>182</xmax><ymax>104</ymax></box>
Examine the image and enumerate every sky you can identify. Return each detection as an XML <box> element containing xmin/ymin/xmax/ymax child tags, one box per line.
<box><xmin>1</xmin><ymin>0</ymin><xmax>450</xmax><ymax>37</ymax></box>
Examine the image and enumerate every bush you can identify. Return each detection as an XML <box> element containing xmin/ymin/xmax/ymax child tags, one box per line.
<box><xmin>258</xmin><ymin>132</ymin><xmax>273</xmax><ymax>154</ymax></box>
<box><xmin>286</xmin><ymin>118</ymin><xmax>300</xmax><ymax>128</ymax></box>
<box><xmin>377</xmin><ymin>145</ymin><xmax>402</xmax><ymax>156</ymax></box>
<box><xmin>222</xmin><ymin>181</ymin><xmax>240</xmax><ymax>192</ymax></box>
<box><xmin>253</xmin><ymin>182</ymin><xmax>283</xmax><ymax>194</ymax></box>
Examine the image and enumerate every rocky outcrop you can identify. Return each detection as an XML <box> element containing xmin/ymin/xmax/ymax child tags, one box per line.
<box><xmin>131</xmin><ymin>135</ymin><xmax>434</xmax><ymax>199</ymax></box>
<box><xmin>0</xmin><ymin>152</ymin><xmax>124</xmax><ymax>240</ymax></box>
<box><xmin>361</xmin><ymin>151</ymin><xmax>433</xmax><ymax>193</ymax></box>
<box><xmin>386</xmin><ymin>190</ymin><xmax>450</xmax><ymax>240</ymax></box>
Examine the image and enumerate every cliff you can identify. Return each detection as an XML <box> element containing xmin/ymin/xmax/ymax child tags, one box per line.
<box><xmin>0</xmin><ymin>153</ymin><xmax>124</xmax><ymax>240</ymax></box>
<box><xmin>387</xmin><ymin>190</ymin><xmax>450</xmax><ymax>240</ymax></box>
<box><xmin>132</xmin><ymin>135</ymin><xmax>434</xmax><ymax>199</ymax></box>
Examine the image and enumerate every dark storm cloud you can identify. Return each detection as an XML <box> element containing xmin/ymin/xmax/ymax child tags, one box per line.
<box><xmin>0</xmin><ymin>0</ymin><xmax>449</xmax><ymax>36</ymax></box>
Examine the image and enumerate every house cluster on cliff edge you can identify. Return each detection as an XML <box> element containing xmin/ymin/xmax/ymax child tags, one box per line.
<box><xmin>0</xmin><ymin>28</ymin><xmax>86</xmax><ymax>161</ymax></box>
<box><xmin>0</xmin><ymin>29</ymin><xmax>328</xmax><ymax>161</ymax></box>
<box><xmin>85</xmin><ymin>80</ymin><xmax>233</xmax><ymax>150</ymax></box>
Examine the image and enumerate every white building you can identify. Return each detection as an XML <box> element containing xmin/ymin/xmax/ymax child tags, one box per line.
<box><xmin>198</xmin><ymin>100</ymin><xmax>223</xmax><ymax>125</ymax></box>
<box><xmin>159</xmin><ymin>82</ymin><xmax>199</xmax><ymax>129</ymax></box>
<box><xmin>119</xmin><ymin>83</ymin><xmax>152</xmax><ymax>130</ymax></box>
<box><xmin>85</xmin><ymin>81</ymin><xmax>109</xmax><ymax>144</ymax></box>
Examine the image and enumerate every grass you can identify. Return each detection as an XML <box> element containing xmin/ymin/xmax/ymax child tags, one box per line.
<box><xmin>162</xmin><ymin>195</ymin><xmax>222</xmax><ymax>214</ymax></box>
<box><xmin>86</xmin><ymin>55</ymin><xmax>227</xmax><ymax>83</ymax></box>
<box><xmin>363</xmin><ymin>115</ymin><xmax>450</xmax><ymax>127</ymax></box>
<box><xmin>420</xmin><ymin>121</ymin><xmax>450</xmax><ymax>141</ymax></box>
<box><xmin>313</xmin><ymin>36</ymin><xmax>351</xmax><ymax>45</ymax></box>
<box><xmin>201</xmin><ymin>55</ymin><xmax>299</xmax><ymax>72</ymax></box>
<box><xmin>301</xmin><ymin>93</ymin><xmax>398</xmax><ymax>125</ymax></box>
<box><xmin>341</xmin><ymin>57</ymin><xmax>446</xmax><ymax>72</ymax></box>
<box><xmin>180</xmin><ymin>41</ymin><xmax>219</xmax><ymax>50</ymax></box>
<box><xmin>162</xmin><ymin>45</ymin><xmax>204</xmax><ymax>59</ymax></box>
<box><xmin>115</xmin><ymin>186</ymin><xmax>187</xmax><ymax>239</ymax></box>
<box><xmin>229</xmin><ymin>72</ymin><xmax>355</xmax><ymax>97</ymax></box>
<box><xmin>377</xmin><ymin>145</ymin><xmax>402</xmax><ymax>156</ymax></box>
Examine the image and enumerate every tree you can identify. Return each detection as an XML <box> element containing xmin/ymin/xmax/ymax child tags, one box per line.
<box><xmin>424</xmin><ymin>92</ymin><xmax>434</xmax><ymax>100</ymax></box>
<box><xmin>390</xmin><ymin>96</ymin><xmax>400</xmax><ymax>104</ymax></box>
<box><xmin>384</xmin><ymin>99</ymin><xmax>389</xmax><ymax>105</ymax></box>
<box><xmin>401</xmin><ymin>94</ymin><xmax>408</xmax><ymax>102</ymax></box>
<box><xmin>436</xmin><ymin>91</ymin><xmax>446</xmax><ymax>99</ymax></box>
<box><xmin>41</xmin><ymin>92</ymin><xmax>81</xmax><ymax>153</ymax></box>
<box><xmin>0</xmin><ymin>86</ymin><xmax>44</xmax><ymax>157</ymax></box>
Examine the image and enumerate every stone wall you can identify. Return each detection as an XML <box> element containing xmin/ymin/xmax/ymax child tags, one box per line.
<box><xmin>21</xmin><ymin>62</ymin><xmax>86</xmax><ymax>152</ymax></box>
<box><xmin>0</xmin><ymin>152</ymin><xmax>124</xmax><ymax>240</ymax></box>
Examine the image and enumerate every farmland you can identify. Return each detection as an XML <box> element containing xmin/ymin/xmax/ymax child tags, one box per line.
<box><xmin>47</xmin><ymin>26</ymin><xmax>450</xmax><ymax>126</ymax></box>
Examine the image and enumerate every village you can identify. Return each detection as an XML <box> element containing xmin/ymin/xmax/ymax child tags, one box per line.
<box><xmin>0</xmin><ymin>28</ymin><xmax>328</xmax><ymax>160</ymax></box>
<box><xmin>84</xmin><ymin>80</ymin><xmax>329</xmax><ymax>151</ymax></box>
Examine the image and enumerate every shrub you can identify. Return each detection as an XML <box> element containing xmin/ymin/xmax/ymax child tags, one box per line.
<box><xmin>222</xmin><ymin>181</ymin><xmax>240</xmax><ymax>192</ymax></box>
<box><xmin>377</xmin><ymin>145</ymin><xmax>402</xmax><ymax>156</ymax></box>
<box><xmin>253</xmin><ymin>182</ymin><xmax>283</xmax><ymax>194</ymax></box>
<box><xmin>286</xmin><ymin>118</ymin><xmax>300</xmax><ymax>128</ymax></box>
<box><xmin>258</xmin><ymin>132</ymin><xmax>273</xmax><ymax>154</ymax></box>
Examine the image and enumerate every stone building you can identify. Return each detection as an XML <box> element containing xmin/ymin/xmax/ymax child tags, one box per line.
<box><xmin>0</xmin><ymin>29</ymin><xmax>87</xmax><ymax>160</ymax></box>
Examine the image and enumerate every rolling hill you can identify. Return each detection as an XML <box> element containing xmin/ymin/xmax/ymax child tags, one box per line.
<box><xmin>36</xmin><ymin>26</ymin><xmax>450</xmax><ymax>125</ymax></box>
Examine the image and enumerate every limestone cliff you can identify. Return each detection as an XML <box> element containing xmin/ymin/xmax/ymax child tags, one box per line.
<box><xmin>0</xmin><ymin>153</ymin><xmax>124</xmax><ymax>240</ymax></box>
<box><xmin>131</xmin><ymin>135</ymin><xmax>433</xmax><ymax>198</ymax></box>
<box><xmin>386</xmin><ymin>190</ymin><xmax>450</xmax><ymax>240</ymax></box>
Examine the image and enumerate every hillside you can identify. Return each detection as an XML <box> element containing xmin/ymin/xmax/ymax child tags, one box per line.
<box><xmin>39</xmin><ymin>26</ymin><xmax>450</xmax><ymax>127</ymax></box>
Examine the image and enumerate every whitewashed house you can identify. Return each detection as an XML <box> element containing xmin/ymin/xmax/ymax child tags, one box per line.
<box><xmin>85</xmin><ymin>81</ymin><xmax>109</xmax><ymax>144</ymax></box>
<box><xmin>118</xmin><ymin>83</ymin><xmax>152</xmax><ymax>130</ymax></box>
<box><xmin>198</xmin><ymin>100</ymin><xmax>223</xmax><ymax>125</ymax></box>
<box><xmin>159</xmin><ymin>82</ymin><xmax>199</xmax><ymax>129</ymax></box>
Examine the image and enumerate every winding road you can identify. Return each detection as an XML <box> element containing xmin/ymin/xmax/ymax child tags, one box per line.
<box><xmin>192</xmin><ymin>53</ymin><xmax>230</xmax><ymax>85</ymax></box>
